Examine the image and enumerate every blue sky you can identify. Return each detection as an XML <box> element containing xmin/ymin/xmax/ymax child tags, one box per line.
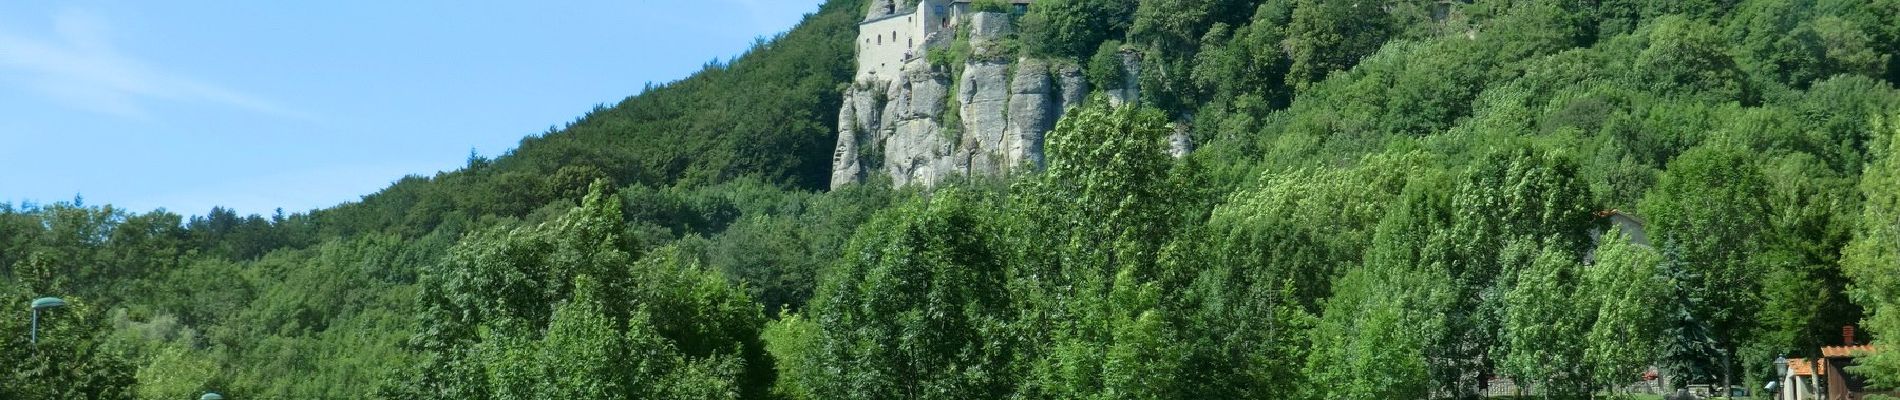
<box><xmin>0</xmin><ymin>0</ymin><xmax>826</xmax><ymax>216</ymax></box>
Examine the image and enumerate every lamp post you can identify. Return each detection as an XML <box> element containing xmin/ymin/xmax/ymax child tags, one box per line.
<box><xmin>29</xmin><ymin>297</ymin><xmax>66</xmax><ymax>346</ymax></box>
<box><xmin>1774</xmin><ymin>354</ymin><xmax>1788</xmax><ymax>400</ymax></box>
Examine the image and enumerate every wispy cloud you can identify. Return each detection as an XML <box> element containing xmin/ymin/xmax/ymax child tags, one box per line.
<box><xmin>0</xmin><ymin>9</ymin><xmax>303</xmax><ymax>119</ymax></box>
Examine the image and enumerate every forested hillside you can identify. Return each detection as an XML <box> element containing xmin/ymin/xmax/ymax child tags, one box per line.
<box><xmin>4</xmin><ymin>0</ymin><xmax>1899</xmax><ymax>398</ymax></box>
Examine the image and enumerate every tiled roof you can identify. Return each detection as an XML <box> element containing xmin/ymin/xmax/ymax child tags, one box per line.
<box><xmin>1822</xmin><ymin>345</ymin><xmax>1876</xmax><ymax>358</ymax></box>
<box><xmin>1788</xmin><ymin>358</ymin><xmax>1823</xmax><ymax>377</ymax></box>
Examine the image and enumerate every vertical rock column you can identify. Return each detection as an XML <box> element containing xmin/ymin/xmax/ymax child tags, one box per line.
<box><xmin>881</xmin><ymin>59</ymin><xmax>954</xmax><ymax>187</ymax></box>
<box><xmin>829</xmin><ymin>83</ymin><xmax>891</xmax><ymax>189</ymax></box>
<box><xmin>830</xmin><ymin>91</ymin><xmax>863</xmax><ymax>189</ymax></box>
<box><xmin>955</xmin><ymin>12</ymin><xmax>1015</xmax><ymax>177</ymax></box>
<box><xmin>1005</xmin><ymin>59</ymin><xmax>1055</xmax><ymax>170</ymax></box>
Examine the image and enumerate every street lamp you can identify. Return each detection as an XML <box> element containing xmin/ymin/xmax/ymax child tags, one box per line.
<box><xmin>1775</xmin><ymin>354</ymin><xmax>1789</xmax><ymax>400</ymax></box>
<box><xmin>200</xmin><ymin>392</ymin><xmax>224</xmax><ymax>400</ymax></box>
<box><xmin>29</xmin><ymin>297</ymin><xmax>66</xmax><ymax>346</ymax></box>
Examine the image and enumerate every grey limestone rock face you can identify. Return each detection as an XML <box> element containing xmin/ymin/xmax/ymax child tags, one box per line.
<box><xmin>1107</xmin><ymin>50</ymin><xmax>1142</xmax><ymax>107</ymax></box>
<box><xmin>880</xmin><ymin>59</ymin><xmax>955</xmax><ymax>187</ymax></box>
<box><xmin>866</xmin><ymin>0</ymin><xmax>896</xmax><ymax>20</ymax></box>
<box><xmin>830</xmin><ymin>91</ymin><xmax>864</xmax><ymax>189</ymax></box>
<box><xmin>830</xmin><ymin>81</ymin><xmax>899</xmax><ymax>189</ymax></box>
<box><xmin>851</xmin><ymin>84</ymin><xmax>883</xmax><ymax>132</ymax></box>
<box><xmin>1006</xmin><ymin>58</ymin><xmax>1055</xmax><ymax>170</ymax></box>
<box><xmin>1055</xmin><ymin>63</ymin><xmax>1089</xmax><ymax>113</ymax></box>
<box><xmin>896</xmin><ymin>59</ymin><xmax>946</xmax><ymax>121</ymax></box>
<box><xmin>830</xmin><ymin>57</ymin><xmax>1116</xmax><ymax>189</ymax></box>
<box><xmin>958</xmin><ymin>60</ymin><xmax>1012</xmax><ymax>177</ymax></box>
<box><xmin>1168</xmin><ymin>121</ymin><xmax>1196</xmax><ymax>159</ymax></box>
<box><xmin>968</xmin><ymin>13</ymin><xmax>1013</xmax><ymax>55</ymax></box>
<box><xmin>829</xmin><ymin>13</ymin><xmax>1144</xmax><ymax>190</ymax></box>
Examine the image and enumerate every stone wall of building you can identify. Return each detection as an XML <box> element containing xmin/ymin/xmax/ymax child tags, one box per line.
<box><xmin>855</xmin><ymin>12</ymin><xmax>924</xmax><ymax>81</ymax></box>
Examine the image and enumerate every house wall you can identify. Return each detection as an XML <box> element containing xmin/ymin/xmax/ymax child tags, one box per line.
<box><xmin>856</xmin><ymin>12</ymin><xmax>920</xmax><ymax>81</ymax></box>
<box><xmin>857</xmin><ymin>0</ymin><xmax>961</xmax><ymax>82</ymax></box>
<box><xmin>919</xmin><ymin>0</ymin><xmax>950</xmax><ymax>38</ymax></box>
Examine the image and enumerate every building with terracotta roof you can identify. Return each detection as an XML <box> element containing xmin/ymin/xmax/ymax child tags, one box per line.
<box><xmin>1777</xmin><ymin>326</ymin><xmax>1894</xmax><ymax>400</ymax></box>
<box><xmin>1781</xmin><ymin>356</ymin><xmax>1824</xmax><ymax>400</ymax></box>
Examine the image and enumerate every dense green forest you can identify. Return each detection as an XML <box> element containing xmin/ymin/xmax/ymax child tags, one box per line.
<box><xmin>4</xmin><ymin>0</ymin><xmax>1900</xmax><ymax>398</ymax></box>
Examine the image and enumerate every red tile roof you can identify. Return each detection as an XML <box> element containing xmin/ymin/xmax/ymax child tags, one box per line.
<box><xmin>1822</xmin><ymin>345</ymin><xmax>1876</xmax><ymax>358</ymax></box>
<box><xmin>1788</xmin><ymin>357</ymin><xmax>1823</xmax><ymax>377</ymax></box>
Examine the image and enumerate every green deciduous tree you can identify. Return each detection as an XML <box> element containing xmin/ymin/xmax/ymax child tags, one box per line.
<box><xmin>1498</xmin><ymin>239</ymin><xmax>1591</xmax><ymax>399</ymax></box>
<box><xmin>1641</xmin><ymin>140</ymin><xmax>1772</xmax><ymax>390</ymax></box>
<box><xmin>791</xmin><ymin>189</ymin><xmax>1015</xmax><ymax>399</ymax></box>
<box><xmin>0</xmin><ymin>287</ymin><xmax>138</xmax><ymax>400</ymax></box>
<box><xmin>1843</xmin><ymin>110</ymin><xmax>1900</xmax><ymax>387</ymax></box>
<box><xmin>397</xmin><ymin>181</ymin><xmax>766</xmax><ymax>399</ymax></box>
<box><xmin>1443</xmin><ymin>145</ymin><xmax>1598</xmax><ymax>395</ymax></box>
<box><xmin>1584</xmin><ymin>229</ymin><xmax>1670</xmax><ymax>396</ymax></box>
<box><xmin>1020</xmin><ymin>0</ymin><xmax>1138</xmax><ymax>59</ymax></box>
<box><xmin>1282</xmin><ymin>0</ymin><xmax>1390</xmax><ymax>91</ymax></box>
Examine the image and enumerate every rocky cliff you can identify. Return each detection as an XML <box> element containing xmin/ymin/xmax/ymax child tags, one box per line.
<box><xmin>830</xmin><ymin>12</ymin><xmax>1139</xmax><ymax>189</ymax></box>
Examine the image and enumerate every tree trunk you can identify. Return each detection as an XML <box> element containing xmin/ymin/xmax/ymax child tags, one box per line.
<box><xmin>1721</xmin><ymin>350</ymin><xmax>1732</xmax><ymax>398</ymax></box>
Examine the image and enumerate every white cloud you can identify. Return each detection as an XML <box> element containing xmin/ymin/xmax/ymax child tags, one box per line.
<box><xmin>0</xmin><ymin>9</ymin><xmax>304</xmax><ymax>119</ymax></box>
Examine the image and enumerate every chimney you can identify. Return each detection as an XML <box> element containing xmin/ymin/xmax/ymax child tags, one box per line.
<box><xmin>1845</xmin><ymin>325</ymin><xmax>1857</xmax><ymax>345</ymax></box>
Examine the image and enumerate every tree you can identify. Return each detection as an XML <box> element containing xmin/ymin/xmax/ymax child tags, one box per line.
<box><xmin>530</xmin><ymin>275</ymin><xmax>634</xmax><ymax>400</ymax></box>
<box><xmin>1007</xmin><ymin>103</ymin><xmax>1204</xmax><ymax>399</ymax></box>
<box><xmin>396</xmin><ymin>181</ymin><xmax>766</xmax><ymax>399</ymax></box>
<box><xmin>1498</xmin><ymin>239</ymin><xmax>1591</xmax><ymax>399</ymax></box>
<box><xmin>1843</xmin><ymin>110</ymin><xmax>1900</xmax><ymax>387</ymax></box>
<box><xmin>1305</xmin><ymin>244</ymin><xmax>1453</xmax><ymax>400</ymax></box>
<box><xmin>792</xmin><ymin>189</ymin><xmax>1015</xmax><ymax>399</ymax></box>
<box><xmin>1126</xmin><ymin>0</ymin><xmax>1255</xmax><ymax>112</ymax></box>
<box><xmin>135</xmin><ymin>345</ymin><xmax>220</xmax><ymax>400</ymax></box>
<box><xmin>1020</xmin><ymin>0</ymin><xmax>1139</xmax><ymax>59</ymax></box>
<box><xmin>1584</xmin><ymin>229</ymin><xmax>1669</xmax><ymax>396</ymax></box>
<box><xmin>1631</xmin><ymin>16</ymin><xmax>1748</xmax><ymax>102</ymax></box>
<box><xmin>1725</xmin><ymin>0</ymin><xmax>1888</xmax><ymax>89</ymax></box>
<box><xmin>0</xmin><ymin>288</ymin><xmax>138</xmax><ymax>400</ymax></box>
<box><xmin>1282</xmin><ymin>0</ymin><xmax>1390</xmax><ymax>90</ymax></box>
<box><xmin>1443</xmin><ymin>145</ymin><xmax>1598</xmax><ymax>396</ymax></box>
<box><xmin>1301</xmin><ymin>172</ymin><xmax>1457</xmax><ymax>400</ymax></box>
<box><xmin>1641</xmin><ymin>140</ymin><xmax>1772</xmax><ymax>391</ymax></box>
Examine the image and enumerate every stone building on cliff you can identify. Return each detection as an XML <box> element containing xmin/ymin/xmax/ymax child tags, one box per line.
<box><xmin>855</xmin><ymin>0</ymin><xmax>1033</xmax><ymax>82</ymax></box>
<box><xmin>833</xmin><ymin>0</ymin><xmax>1146</xmax><ymax>190</ymax></box>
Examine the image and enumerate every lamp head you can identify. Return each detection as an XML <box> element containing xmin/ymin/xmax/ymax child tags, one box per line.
<box><xmin>30</xmin><ymin>297</ymin><xmax>65</xmax><ymax>310</ymax></box>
